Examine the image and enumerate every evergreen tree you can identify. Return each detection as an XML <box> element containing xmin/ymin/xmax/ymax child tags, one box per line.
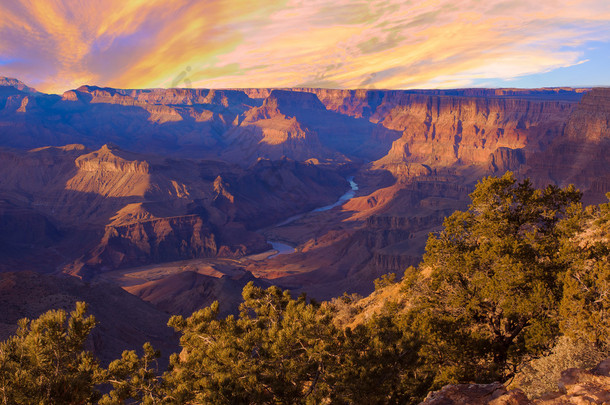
<box><xmin>100</xmin><ymin>342</ymin><xmax>164</xmax><ymax>405</ymax></box>
<box><xmin>408</xmin><ymin>172</ymin><xmax>581</xmax><ymax>384</ymax></box>
<box><xmin>326</xmin><ymin>310</ymin><xmax>424</xmax><ymax>404</ymax></box>
<box><xmin>0</xmin><ymin>302</ymin><xmax>102</xmax><ymax>404</ymax></box>
<box><xmin>559</xmin><ymin>194</ymin><xmax>610</xmax><ymax>351</ymax></box>
<box><xmin>164</xmin><ymin>283</ymin><xmax>339</xmax><ymax>404</ymax></box>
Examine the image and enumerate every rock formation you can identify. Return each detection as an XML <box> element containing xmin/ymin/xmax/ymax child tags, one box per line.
<box><xmin>420</xmin><ymin>358</ymin><xmax>610</xmax><ymax>405</ymax></box>
<box><xmin>0</xmin><ymin>77</ymin><xmax>609</xmax><ymax>303</ymax></box>
<box><xmin>0</xmin><ymin>139</ymin><xmax>347</xmax><ymax>278</ymax></box>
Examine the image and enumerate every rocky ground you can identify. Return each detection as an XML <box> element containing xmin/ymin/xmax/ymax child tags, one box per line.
<box><xmin>421</xmin><ymin>358</ymin><xmax>610</xmax><ymax>404</ymax></box>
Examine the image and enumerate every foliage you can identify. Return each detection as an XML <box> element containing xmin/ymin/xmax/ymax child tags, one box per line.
<box><xmin>164</xmin><ymin>283</ymin><xmax>423</xmax><ymax>404</ymax></box>
<box><xmin>0</xmin><ymin>302</ymin><xmax>102</xmax><ymax>404</ymax></box>
<box><xmin>374</xmin><ymin>272</ymin><xmax>397</xmax><ymax>290</ymax></box>
<box><xmin>511</xmin><ymin>335</ymin><xmax>606</xmax><ymax>398</ymax></box>
<box><xmin>328</xmin><ymin>292</ymin><xmax>363</xmax><ymax>328</ymax></box>
<box><xmin>559</xmin><ymin>194</ymin><xmax>610</xmax><ymax>351</ymax></box>
<box><xmin>326</xmin><ymin>312</ymin><xmax>425</xmax><ymax>404</ymax></box>
<box><xmin>408</xmin><ymin>172</ymin><xmax>582</xmax><ymax>384</ymax></box>
<box><xmin>164</xmin><ymin>284</ymin><xmax>339</xmax><ymax>404</ymax></box>
<box><xmin>100</xmin><ymin>342</ymin><xmax>164</xmax><ymax>405</ymax></box>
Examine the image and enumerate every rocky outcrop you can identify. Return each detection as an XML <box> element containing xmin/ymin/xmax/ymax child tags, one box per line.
<box><xmin>375</xmin><ymin>94</ymin><xmax>573</xmax><ymax>168</ymax></box>
<box><xmin>81</xmin><ymin>214</ymin><xmax>268</xmax><ymax>273</ymax></box>
<box><xmin>0</xmin><ymin>77</ymin><xmax>37</xmax><ymax>93</ymax></box>
<box><xmin>254</xmin><ymin>90</ymin><xmax>326</xmax><ymax>117</ymax></box>
<box><xmin>421</xmin><ymin>382</ymin><xmax>522</xmax><ymax>404</ymax></box>
<box><xmin>221</xmin><ymin>90</ymin><xmax>338</xmax><ymax>164</ymax></box>
<box><xmin>488</xmin><ymin>147</ymin><xmax>525</xmax><ymax>173</ymax></box>
<box><xmin>538</xmin><ymin>358</ymin><xmax>610</xmax><ymax>404</ymax></box>
<box><xmin>525</xmin><ymin>88</ymin><xmax>610</xmax><ymax>203</ymax></box>
<box><xmin>419</xmin><ymin>358</ymin><xmax>610</xmax><ymax>405</ymax></box>
<box><xmin>75</xmin><ymin>144</ymin><xmax>150</xmax><ymax>174</ymax></box>
<box><xmin>88</xmin><ymin>215</ymin><xmax>219</xmax><ymax>269</ymax></box>
<box><xmin>222</xmin><ymin>117</ymin><xmax>330</xmax><ymax>164</ymax></box>
<box><xmin>564</xmin><ymin>88</ymin><xmax>610</xmax><ymax>142</ymax></box>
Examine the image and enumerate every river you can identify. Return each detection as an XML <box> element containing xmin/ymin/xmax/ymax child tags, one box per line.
<box><xmin>266</xmin><ymin>176</ymin><xmax>359</xmax><ymax>258</ymax></box>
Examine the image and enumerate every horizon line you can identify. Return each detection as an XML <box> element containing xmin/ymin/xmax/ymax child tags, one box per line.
<box><xmin>2</xmin><ymin>75</ymin><xmax>607</xmax><ymax>96</ymax></box>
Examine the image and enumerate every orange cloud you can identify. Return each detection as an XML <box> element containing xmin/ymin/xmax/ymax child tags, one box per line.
<box><xmin>0</xmin><ymin>0</ymin><xmax>609</xmax><ymax>92</ymax></box>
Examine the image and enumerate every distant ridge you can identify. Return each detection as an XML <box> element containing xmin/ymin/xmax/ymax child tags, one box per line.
<box><xmin>0</xmin><ymin>77</ymin><xmax>38</xmax><ymax>93</ymax></box>
<box><xmin>0</xmin><ymin>76</ymin><xmax>593</xmax><ymax>99</ymax></box>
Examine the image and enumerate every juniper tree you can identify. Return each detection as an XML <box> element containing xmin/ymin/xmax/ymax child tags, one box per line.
<box><xmin>559</xmin><ymin>194</ymin><xmax>610</xmax><ymax>351</ymax></box>
<box><xmin>408</xmin><ymin>172</ymin><xmax>581</xmax><ymax>384</ymax></box>
<box><xmin>164</xmin><ymin>283</ymin><xmax>339</xmax><ymax>404</ymax></box>
<box><xmin>0</xmin><ymin>302</ymin><xmax>102</xmax><ymax>404</ymax></box>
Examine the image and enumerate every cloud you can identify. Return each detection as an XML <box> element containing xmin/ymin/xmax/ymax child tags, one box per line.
<box><xmin>0</xmin><ymin>0</ymin><xmax>609</xmax><ymax>92</ymax></box>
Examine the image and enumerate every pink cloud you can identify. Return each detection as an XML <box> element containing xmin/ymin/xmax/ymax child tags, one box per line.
<box><xmin>0</xmin><ymin>0</ymin><xmax>608</xmax><ymax>92</ymax></box>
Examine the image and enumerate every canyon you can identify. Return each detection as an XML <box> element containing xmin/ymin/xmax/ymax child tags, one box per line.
<box><xmin>0</xmin><ymin>77</ymin><xmax>609</xmax><ymax>331</ymax></box>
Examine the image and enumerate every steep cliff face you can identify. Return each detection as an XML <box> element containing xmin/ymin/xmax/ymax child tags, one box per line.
<box><xmin>221</xmin><ymin>90</ymin><xmax>344</xmax><ymax>164</ymax></box>
<box><xmin>526</xmin><ymin>88</ymin><xmax>610</xmax><ymax>203</ymax></box>
<box><xmin>85</xmin><ymin>214</ymin><xmax>269</xmax><ymax>273</ymax></box>
<box><xmin>237</xmin><ymin>88</ymin><xmax>587</xmax><ymax>170</ymax></box>
<box><xmin>69</xmin><ymin>86</ymin><xmax>254</xmax><ymax>108</ymax></box>
<box><xmin>1</xmin><ymin>80</ymin><xmax>590</xmax><ymax>171</ymax></box>
<box><xmin>562</xmin><ymin>88</ymin><xmax>610</xmax><ymax>142</ymax></box>
<box><xmin>83</xmin><ymin>215</ymin><xmax>220</xmax><ymax>272</ymax></box>
<box><xmin>373</xmin><ymin>94</ymin><xmax>573</xmax><ymax>169</ymax></box>
<box><xmin>296</xmin><ymin>88</ymin><xmax>384</xmax><ymax>119</ymax></box>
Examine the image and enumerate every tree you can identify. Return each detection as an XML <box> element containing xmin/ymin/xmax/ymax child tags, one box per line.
<box><xmin>559</xmin><ymin>194</ymin><xmax>610</xmax><ymax>351</ymax></box>
<box><xmin>0</xmin><ymin>302</ymin><xmax>102</xmax><ymax>404</ymax></box>
<box><xmin>374</xmin><ymin>272</ymin><xmax>397</xmax><ymax>290</ymax></box>
<box><xmin>325</xmin><ymin>310</ymin><xmax>424</xmax><ymax>405</ymax></box>
<box><xmin>164</xmin><ymin>283</ymin><xmax>339</xmax><ymax>404</ymax></box>
<box><xmin>408</xmin><ymin>172</ymin><xmax>581</xmax><ymax>383</ymax></box>
<box><xmin>162</xmin><ymin>281</ymin><xmax>430</xmax><ymax>404</ymax></box>
<box><xmin>100</xmin><ymin>342</ymin><xmax>164</xmax><ymax>405</ymax></box>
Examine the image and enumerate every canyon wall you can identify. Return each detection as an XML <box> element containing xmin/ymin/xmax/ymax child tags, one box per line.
<box><xmin>1</xmin><ymin>77</ymin><xmax>609</xmax><ymax>299</ymax></box>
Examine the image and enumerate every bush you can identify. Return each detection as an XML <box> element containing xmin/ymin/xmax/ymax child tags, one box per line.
<box><xmin>511</xmin><ymin>336</ymin><xmax>606</xmax><ymax>398</ymax></box>
<box><xmin>0</xmin><ymin>302</ymin><xmax>102</xmax><ymax>404</ymax></box>
<box><xmin>374</xmin><ymin>272</ymin><xmax>397</xmax><ymax>290</ymax></box>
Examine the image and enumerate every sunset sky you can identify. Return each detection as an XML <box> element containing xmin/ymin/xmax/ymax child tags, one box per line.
<box><xmin>1</xmin><ymin>0</ymin><xmax>609</xmax><ymax>93</ymax></box>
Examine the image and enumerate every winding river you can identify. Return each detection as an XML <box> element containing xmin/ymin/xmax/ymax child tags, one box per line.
<box><xmin>266</xmin><ymin>176</ymin><xmax>359</xmax><ymax>258</ymax></box>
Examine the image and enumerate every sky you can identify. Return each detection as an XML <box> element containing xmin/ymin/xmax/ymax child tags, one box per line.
<box><xmin>0</xmin><ymin>0</ymin><xmax>609</xmax><ymax>93</ymax></box>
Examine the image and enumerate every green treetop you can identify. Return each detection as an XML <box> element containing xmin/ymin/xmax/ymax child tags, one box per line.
<box><xmin>408</xmin><ymin>172</ymin><xmax>581</xmax><ymax>384</ymax></box>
